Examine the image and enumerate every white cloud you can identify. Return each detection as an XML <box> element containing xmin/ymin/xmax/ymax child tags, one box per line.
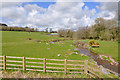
<box><xmin>96</xmin><ymin>2</ymin><xmax>118</xmax><ymax>20</ymax></box>
<box><xmin>1</xmin><ymin>0</ymin><xmax>34</xmax><ymax>2</ymax></box>
<box><xmin>97</xmin><ymin>11</ymin><xmax>116</xmax><ymax>20</ymax></box>
<box><xmin>1</xmin><ymin>0</ymin><xmax>119</xmax><ymax>2</ymax></box>
<box><xmin>0</xmin><ymin>2</ymin><xmax>22</xmax><ymax>8</ymax></box>
<box><xmin>97</xmin><ymin>2</ymin><xmax>118</xmax><ymax>11</ymax></box>
<box><xmin>0</xmin><ymin>2</ymin><xmax>118</xmax><ymax>31</ymax></box>
<box><xmin>24</xmin><ymin>4</ymin><xmax>47</xmax><ymax>12</ymax></box>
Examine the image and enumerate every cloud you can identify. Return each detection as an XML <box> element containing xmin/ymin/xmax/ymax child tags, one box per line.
<box><xmin>0</xmin><ymin>2</ymin><xmax>118</xmax><ymax>31</ymax></box>
<box><xmin>1</xmin><ymin>0</ymin><xmax>119</xmax><ymax>2</ymax></box>
<box><xmin>96</xmin><ymin>2</ymin><xmax>118</xmax><ymax>20</ymax></box>
<box><xmin>96</xmin><ymin>2</ymin><xmax>118</xmax><ymax>12</ymax></box>
<box><xmin>0</xmin><ymin>2</ymin><xmax>22</xmax><ymax>8</ymax></box>
<box><xmin>1</xmin><ymin>0</ymin><xmax>34</xmax><ymax>2</ymax></box>
<box><xmin>0</xmin><ymin>6</ymin><xmax>26</xmax><ymax>19</ymax></box>
<box><xmin>97</xmin><ymin>11</ymin><xmax>116</xmax><ymax>20</ymax></box>
<box><xmin>86</xmin><ymin>0</ymin><xmax>119</xmax><ymax>2</ymax></box>
<box><xmin>24</xmin><ymin>4</ymin><xmax>47</xmax><ymax>12</ymax></box>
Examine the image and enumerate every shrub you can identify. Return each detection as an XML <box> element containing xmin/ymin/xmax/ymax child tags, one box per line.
<box><xmin>96</xmin><ymin>42</ymin><xmax>100</xmax><ymax>45</ymax></box>
<box><xmin>88</xmin><ymin>40</ymin><xmax>95</xmax><ymax>46</ymax></box>
<box><xmin>28</xmin><ymin>38</ymin><xmax>32</xmax><ymax>40</ymax></box>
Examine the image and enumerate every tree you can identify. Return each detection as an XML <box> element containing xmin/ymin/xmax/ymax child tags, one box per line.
<box><xmin>67</xmin><ymin>29</ymin><xmax>74</xmax><ymax>38</ymax></box>
<box><xmin>58</xmin><ymin>29</ymin><xmax>66</xmax><ymax>37</ymax></box>
<box><xmin>57</xmin><ymin>18</ymin><xmax>118</xmax><ymax>41</ymax></box>
<box><xmin>89</xmin><ymin>18</ymin><xmax>118</xmax><ymax>40</ymax></box>
<box><xmin>50</xmin><ymin>28</ymin><xmax>52</xmax><ymax>33</ymax></box>
<box><xmin>35</xmin><ymin>28</ymin><xmax>38</xmax><ymax>32</ymax></box>
<box><xmin>45</xmin><ymin>28</ymin><xmax>48</xmax><ymax>33</ymax></box>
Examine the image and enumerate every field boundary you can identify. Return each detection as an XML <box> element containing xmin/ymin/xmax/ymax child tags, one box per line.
<box><xmin>0</xmin><ymin>56</ymin><xmax>119</xmax><ymax>78</ymax></box>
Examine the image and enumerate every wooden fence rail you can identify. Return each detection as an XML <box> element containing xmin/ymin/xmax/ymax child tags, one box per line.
<box><xmin>0</xmin><ymin>56</ymin><xmax>119</xmax><ymax>78</ymax></box>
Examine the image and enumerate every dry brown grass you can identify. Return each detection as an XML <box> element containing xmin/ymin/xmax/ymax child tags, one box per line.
<box><xmin>0</xmin><ymin>71</ymin><xmax>2</xmax><ymax>78</ymax></box>
<box><xmin>0</xmin><ymin>70</ymin><xmax>89</xmax><ymax>78</ymax></box>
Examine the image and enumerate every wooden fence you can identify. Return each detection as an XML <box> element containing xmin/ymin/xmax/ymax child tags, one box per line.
<box><xmin>0</xmin><ymin>56</ymin><xmax>119</xmax><ymax>78</ymax></box>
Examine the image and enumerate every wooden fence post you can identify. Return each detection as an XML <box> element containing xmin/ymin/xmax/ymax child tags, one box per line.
<box><xmin>99</xmin><ymin>65</ymin><xmax>103</xmax><ymax>78</ymax></box>
<box><xmin>84</xmin><ymin>60</ymin><xmax>88</xmax><ymax>75</ymax></box>
<box><xmin>3</xmin><ymin>56</ymin><xmax>6</xmax><ymax>70</ymax></box>
<box><xmin>23</xmin><ymin>56</ymin><xmax>25</xmax><ymax>71</ymax></box>
<box><xmin>43</xmin><ymin>58</ymin><xmax>46</xmax><ymax>72</ymax></box>
<box><xmin>64</xmin><ymin>59</ymin><xmax>67</xmax><ymax>74</ymax></box>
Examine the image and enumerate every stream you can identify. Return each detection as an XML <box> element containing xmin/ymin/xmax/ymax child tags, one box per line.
<box><xmin>79</xmin><ymin>48</ymin><xmax>119</xmax><ymax>74</ymax></box>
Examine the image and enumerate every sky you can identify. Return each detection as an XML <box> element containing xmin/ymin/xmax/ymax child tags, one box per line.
<box><xmin>0</xmin><ymin>1</ymin><xmax>118</xmax><ymax>31</ymax></box>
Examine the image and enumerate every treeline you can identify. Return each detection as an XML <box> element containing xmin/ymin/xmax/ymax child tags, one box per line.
<box><xmin>58</xmin><ymin>18</ymin><xmax>118</xmax><ymax>41</ymax></box>
<box><xmin>0</xmin><ymin>26</ymin><xmax>37</xmax><ymax>32</ymax></box>
<box><xmin>58</xmin><ymin>29</ymin><xmax>74</xmax><ymax>38</ymax></box>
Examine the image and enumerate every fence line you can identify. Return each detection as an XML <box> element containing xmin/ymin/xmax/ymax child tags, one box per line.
<box><xmin>0</xmin><ymin>56</ymin><xmax>119</xmax><ymax>78</ymax></box>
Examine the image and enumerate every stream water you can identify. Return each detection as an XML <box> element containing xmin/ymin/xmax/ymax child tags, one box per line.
<box><xmin>79</xmin><ymin>48</ymin><xmax>119</xmax><ymax>74</ymax></box>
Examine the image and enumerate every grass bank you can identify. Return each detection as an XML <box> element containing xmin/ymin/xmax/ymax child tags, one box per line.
<box><xmin>80</xmin><ymin>40</ymin><xmax>118</xmax><ymax>56</ymax></box>
<box><xmin>79</xmin><ymin>39</ymin><xmax>118</xmax><ymax>62</ymax></box>
<box><xmin>1</xmin><ymin>70</ymin><xmax>90</xmax><ymax>78</ymax></box>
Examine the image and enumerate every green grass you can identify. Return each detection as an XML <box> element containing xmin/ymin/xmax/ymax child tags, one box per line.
<box><xmin>2</xmin><ymin>31</ymin><xmax>118</xmax><ymax>60</ymax></box>
<box><xmin>1</xmin><ymin>31</ymin><xmax>119</xmax><ymax>78</ymax></box>
<box><xmin>102</xmin><ymin>56</ymin><xmax>113</xmax><ymax>63</ymax></box>
<box><xmin>1</xmin><ymin>31</ymin><xmax>92</xmax><ymax>77</ymax></box>
<box><xmin>79</xmin><ymin>40</ymin><xmax>118</xmax><ymax>57</ymax></box>
<box><xmin>2</xmin><ymin>31</ymin><xmax>90</xmax><ymax>60</ymax></box>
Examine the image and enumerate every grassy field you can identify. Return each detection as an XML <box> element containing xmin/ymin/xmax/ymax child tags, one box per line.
<box><xmin>2</xmin><ymin>31</ymin><xmax>118</xmax><ymax>59</ymax></box>
<box><xmin>91</xmin><ymin>40</ymin><xmax>118</xmax><ymax>57</ymax></box>
<box><xmin>2</xmin><ymin>31</ymin><xmax>90</xmax><ymax>60</ymax></box>
<box><xmin>79</xmin><ymin>40</ymin><xmax>118</xmax><ymax>57</ymax></box>
<box><xmin>1</xmin><ymin>31</ymin><xmax>119</xmax><ymax>78</ymax></box>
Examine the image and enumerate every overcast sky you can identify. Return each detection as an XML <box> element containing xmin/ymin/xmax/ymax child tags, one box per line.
<box><xmin>0</xmin><ymin>1</ymin><xmax>118</xmax><ymax>31</ymax></box>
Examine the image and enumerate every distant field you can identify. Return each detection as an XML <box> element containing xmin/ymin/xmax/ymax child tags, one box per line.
<box><xmin>2</xmin><ymin>31</ymin><xmax>90</xmax><ymax>60</ymax></box>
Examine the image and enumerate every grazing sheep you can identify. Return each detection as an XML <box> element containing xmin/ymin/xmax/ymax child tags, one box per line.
<box><xmin>58</xmin><ymin>54</ymin><xmax>61</xmax><ymax>57</ymax></box>
<box><xmin>76</xmin><ymin>52</ymin><xmax>78</xmax><ymax>54</ymax></box>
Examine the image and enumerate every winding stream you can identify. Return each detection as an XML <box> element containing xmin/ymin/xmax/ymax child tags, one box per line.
<box><xmin>79</xmin><ymin>48</ymin><xmax>119</xmax><ymax>73</ymax></box>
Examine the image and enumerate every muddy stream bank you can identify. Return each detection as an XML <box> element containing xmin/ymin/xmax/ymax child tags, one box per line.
<box><xmin>79</xmin><ymin>48</ymin><xmax>119</xmax><ymax>74</ymax></box>
<box><xmin>73</xmin><ymin>41</ymin><xmax>119</xmax><ymax>74</ymax></box>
